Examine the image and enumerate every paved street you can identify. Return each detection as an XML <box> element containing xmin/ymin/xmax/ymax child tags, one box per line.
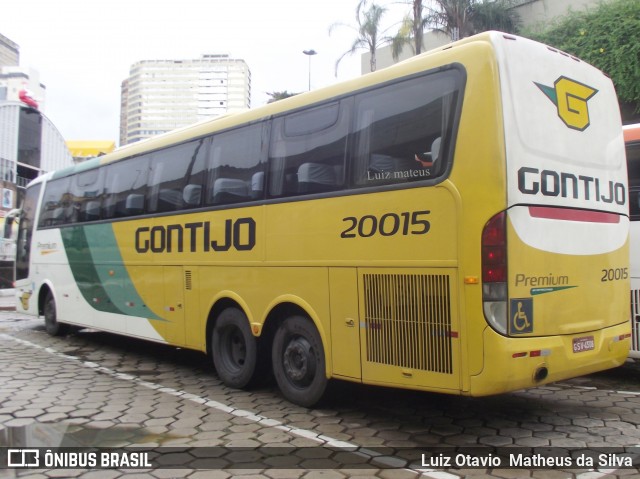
<box><xmin>1</xmin><ymin>296</ymin><xmax>640</xmax><ymax>478</ymax></box>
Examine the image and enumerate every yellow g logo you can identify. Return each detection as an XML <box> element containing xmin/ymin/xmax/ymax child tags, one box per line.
<box><xmin>535</xmin><ymin>77</ymin><xmax>598</xmax><ymax>131</ymax></box>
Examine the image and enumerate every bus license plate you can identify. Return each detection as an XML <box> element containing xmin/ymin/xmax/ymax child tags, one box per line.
<box><xmin>573</xmin><ymin>336</ymin><xmax>595</xmax><ymax>353</ymax></box>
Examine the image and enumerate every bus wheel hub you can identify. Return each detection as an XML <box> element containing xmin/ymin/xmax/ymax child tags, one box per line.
<box><xmin>283</xmin><ymin>337</ymin><xmax>315</xmax><ymax>383</ymax></box>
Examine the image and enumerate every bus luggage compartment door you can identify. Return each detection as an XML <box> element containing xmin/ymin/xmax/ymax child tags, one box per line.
<box><xmin>358</xmin><ymin>268</ymin><xmax>460</xmax><ymax>391</ymax></box>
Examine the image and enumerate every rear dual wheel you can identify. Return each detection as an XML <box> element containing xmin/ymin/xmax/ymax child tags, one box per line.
<box><xmin>212</xmin><ymin>308</ymin><xmax>328</xmax><ymax>407</ymax></box>
<box><xmin>272</xmin><ymin>315</ymin><xmax>327</xmax><ymax>407</ymax></box>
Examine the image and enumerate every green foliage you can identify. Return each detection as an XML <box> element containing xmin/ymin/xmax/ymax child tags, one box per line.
<box><xmin>390</xmin><ymin>0</ymin><xmax>519</xmax><ymax>60</ymax></box>
<box><xmin>525</xmin><ymin>0</ymin><xmax>640</xmax><ymax>117</ymax></box>
<box><xmin>469</xmin><ymin>0</ymin><xmax>520</xmax><ymax>35</ymax></box>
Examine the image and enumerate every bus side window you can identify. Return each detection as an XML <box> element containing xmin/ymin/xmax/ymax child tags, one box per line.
<box><xmin>147</xmin><ymin>139</ymin><xmax>207</xmax><ymax>213</ymax></box>
<box><xmin>268</xmin><ymin>101</ymin><xmax>349</xmax><ymax>197</ymax></box>
<box><xmin>72</xmin><ymin>168</ymin><xmax>104</xmax><ymax>222</ymax></box>
<box><xmin>204</xmin><ymin>123</ymin><xmax>266</xmax><ymax>206</ymax></box>
<box><xmin>102</xmin><ymin>156</ymin><xmax>149</xmax><ymax>219</ymax></box>
<box><xmin>38</xmin><ymin>177</ymin><xmax>71</xmax><ymax>227</ymax></box>
<box><xmin>352</xmin><ymin>69</ymin><xmax>461</xmax><ymax>187</ymax></box>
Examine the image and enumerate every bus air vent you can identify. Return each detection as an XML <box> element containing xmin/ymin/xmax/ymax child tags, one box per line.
<box><xmin>185</xmin><ymin>270</ymin><xmax>193</xmax><ymax>290</ymax></box>
<box><xmin>363</xmin><ymin>273</ymin><xmax>453</xmax><ymax>374</ymax></box>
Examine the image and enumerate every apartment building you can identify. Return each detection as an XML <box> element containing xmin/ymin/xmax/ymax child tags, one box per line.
<box><xmin>0</xmin><ymin>33</ymin><xmax>18</xmax><ymax>68</ymax></box>
<box><xmin>120</xmin><ymin>54</ymin><xmax>251</xmax><ymax>145</ymax></box>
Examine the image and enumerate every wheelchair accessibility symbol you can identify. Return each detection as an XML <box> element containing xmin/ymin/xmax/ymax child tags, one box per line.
<box><xmin>509</xmin><ymin>298</ymin><xmax>533</xmax><ymax>334</ymax></box>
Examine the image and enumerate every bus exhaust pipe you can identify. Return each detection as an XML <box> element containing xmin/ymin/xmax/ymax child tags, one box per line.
<box><xmin>534</xmin><ymin>367</ymin><xmax>548</xmax><ymax>382</ymax></box>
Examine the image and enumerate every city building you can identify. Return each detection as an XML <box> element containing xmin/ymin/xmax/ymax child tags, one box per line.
<box><xmin>0</xmin><ymin>34</ymin><xmax>73</xmax><ymax>213</ymax></box>
<box><xmin>0</xmin><ymin>102</ymin><xmax>73</xmax><ymax>207</ymax></box>
<box><xmin>0</xmin><ymin>33</ymin><xmax>18</xmax><ymax>67</ymax></box>
<box><xmin>507</xmin><ymin>0</ymin><xmax>610</xmax><ymax>27</ymax></box>
<box><xmin>0</xmin><ymin>66</ymin><xmax>46</xmax><ymax>111</ymax></box>
<box><xmin>120</xmin><ymin>54</ymin><xmax>251</xmax><ymax>145</ymax></box>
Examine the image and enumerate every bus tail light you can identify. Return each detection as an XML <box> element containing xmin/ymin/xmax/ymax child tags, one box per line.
<box><xmin>482</xmin><ymin>211</ymin><xmax>508</xmax><ymax>334</ymax></box>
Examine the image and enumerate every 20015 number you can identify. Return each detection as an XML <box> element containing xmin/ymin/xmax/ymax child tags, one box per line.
<box><xmin>341</xmin><ymin>211</ymin><xmax>431</xmax><ymax>238</ymax></box>
<box><xmin>601</xmin><ymin>268</ymin><xmax>628</xmax><ymax>282</ymax></box>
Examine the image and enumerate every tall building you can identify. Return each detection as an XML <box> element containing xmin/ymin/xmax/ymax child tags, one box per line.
<box><xmin>120</xmin><ymin>54</ymin><xmax>251</xmax><ymax>145</ymax></box>
<box><xmin>0</xmin><ymin>33</ymin><xmax>19</xmax><ymax>67</ymax></box>
<box><xmin>0</xmin><ymin>34</ymin><xmax>73</xmax><ymax>211</ymax></box>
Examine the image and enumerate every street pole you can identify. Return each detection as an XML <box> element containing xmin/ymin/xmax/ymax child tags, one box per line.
<box><xmin>302</xmin><ymin>49</ymin><xmax>317</xmax><ymax>91</ymax></box>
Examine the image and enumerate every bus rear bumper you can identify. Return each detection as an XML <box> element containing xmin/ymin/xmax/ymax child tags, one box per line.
<box><xmin>468</xmin><ymin>322</ymin><xmax>631</xmax><ymax>396</ymax></box>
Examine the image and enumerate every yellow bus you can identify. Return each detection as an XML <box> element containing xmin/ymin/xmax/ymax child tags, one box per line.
<box><xmin>10</xmin><ymin>32</ymin><xmax>630</xmax><ymax>406</ymax></box>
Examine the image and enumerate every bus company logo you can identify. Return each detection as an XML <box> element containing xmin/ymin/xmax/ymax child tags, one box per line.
<box><xmin>534</xmin><ymin>77</ymin><xmax>598</xmax><ymax>131</ymax></box>
<box><xmin>19</xmin><ymin>291</ymin><xmax>32</xmax><ymax>310</ymax></box>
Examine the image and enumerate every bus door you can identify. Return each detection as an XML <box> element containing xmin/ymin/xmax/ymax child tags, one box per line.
<box><xmin>357</xmin><ymin>268</ymin><xmax>461</xmax><ymax>391</ymax></box>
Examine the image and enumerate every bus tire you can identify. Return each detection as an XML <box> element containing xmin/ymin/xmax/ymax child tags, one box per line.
<box><xmin>211</xmin><ymin>307</ymin><xmax>258</xmax><ymax>389</ymax></box>
<box><xmin>44</xmin><ymin>292</ymin><xmax>68</xmax><ymax>337</ymax></box>
<box><xmin>272</xmin><ymin>315</ymin><xmax>327</xmax><ymax>407</ymax></box>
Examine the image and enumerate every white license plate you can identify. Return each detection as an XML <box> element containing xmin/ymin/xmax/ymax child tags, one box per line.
<box><xmin>573</xmin><ymin>336</ymin><xmax>595</xmax><ymax>353</ymax></box>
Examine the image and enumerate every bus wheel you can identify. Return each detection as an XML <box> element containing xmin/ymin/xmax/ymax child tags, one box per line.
<box><xmin>211</xmin><ymin>307</ymin><xmax>258</xmax><ymax>389</ymax></box>
<box><xmin>272</xmin><ymin>315</ymin><xmax>327</xmax><ymax>407</ymax></box>
<box><xmin>44</xmin><ymin>292</ymin><xmax>68</xmax><ymax>336</ymax></box>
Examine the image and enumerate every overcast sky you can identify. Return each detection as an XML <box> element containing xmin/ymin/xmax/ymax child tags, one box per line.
<box><xmin>1</xmin><ymin>0</ymin><xmax>407</xmax><ymax>143</ymax></box>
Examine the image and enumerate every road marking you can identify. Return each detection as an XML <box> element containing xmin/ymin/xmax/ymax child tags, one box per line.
<box><xmin>1</xmin><ymin>333</ymin><xmax>461</xmax><ymax>475</ymax></box>
<box><xmin>3</xmin><ymin>333</ymin><xmax>635</xmax><ymax>477</ymax></box>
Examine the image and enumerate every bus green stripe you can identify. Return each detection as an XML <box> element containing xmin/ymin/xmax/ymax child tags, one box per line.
<box><xmin>60</xmin><ymin>224</ymin><xmax>162</xmax><ymax>321</ymax></box>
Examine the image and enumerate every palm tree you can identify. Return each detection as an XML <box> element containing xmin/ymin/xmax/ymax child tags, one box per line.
<box><xmin>391</xmin><ymin>0</ymin><xmax>428</xmax><ymax>59</ymax></box>
<box><xmin>468</xmin><ymin>1</ymin><xmax>520</xmax><ymax>34</ymax></box>
<box><xmin>428</xmin><ymin>0</ymin><xmax>477</xmax><ymax>40</ymax></box>
<box><xmin>330</xmin><ymin>0</ymin><xmax>393</xmax><ymax>74</ymax></box>
<box><xmin>391</xmin><ymin>0</ymin><xmax>519</xmax><ymax>60</ymax></box>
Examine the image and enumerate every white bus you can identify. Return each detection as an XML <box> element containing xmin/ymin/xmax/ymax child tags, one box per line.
<box><xmin>626</xmin><ymin>123</ymin><xmax>640</xmax><ymax>358</ymax></box>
